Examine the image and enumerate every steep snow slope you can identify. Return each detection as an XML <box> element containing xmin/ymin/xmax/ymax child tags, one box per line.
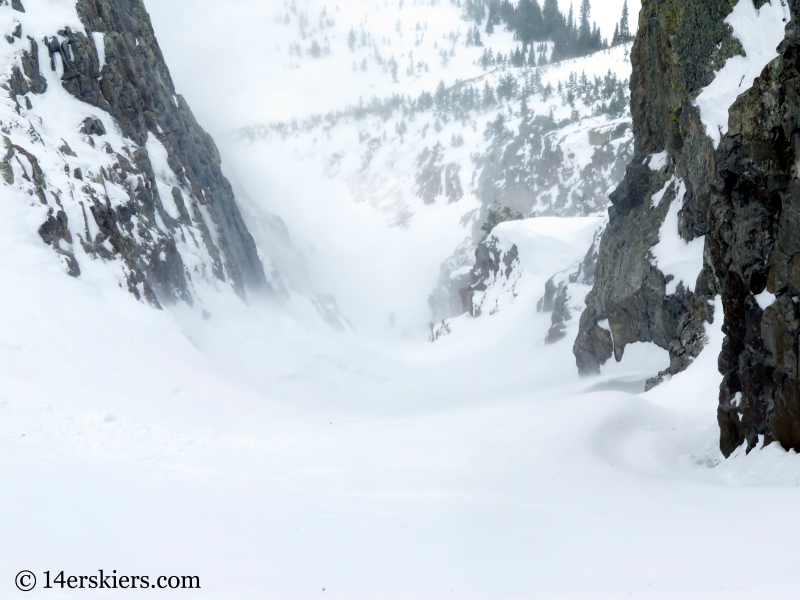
<box><xmin>7</xmin><ymin>202</ymin><xmax>800</xmax><ymax>599</ymax></box>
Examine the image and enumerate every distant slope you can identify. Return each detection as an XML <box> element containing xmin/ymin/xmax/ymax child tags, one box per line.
<box><xmin>239</xmin><ymin>44</ymin><xmax>633</xmax><ymax>321</ymax></box>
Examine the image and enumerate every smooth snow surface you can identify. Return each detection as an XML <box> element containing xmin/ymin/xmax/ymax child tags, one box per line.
<box><xmin>602</xmin><ymin>341</ymin><xmax>670</xmax><ymax>378</ymax></box>
<box><xmin>696</xmin><ymin>0</ymin><xmax>790</xmax><ymax>147</ymax></box>
<box><xmin>8</xmin><ymin>248</ymin><xmax>800</xmax><ymax>599</ymax></box>
<box><xmin>651</xmin><ymin>179</ymin><xmax>706</xmax><ymax>294</ymax></box>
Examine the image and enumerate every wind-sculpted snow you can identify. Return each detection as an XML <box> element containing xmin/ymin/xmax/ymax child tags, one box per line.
<box><xmin>8</xmin><ymin>192</ymin><xmax>800</xmax><ymax>598</ymax></box>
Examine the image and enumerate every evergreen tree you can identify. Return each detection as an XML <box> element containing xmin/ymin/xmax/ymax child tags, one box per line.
<box><xmin>483</xmin><ymin>81</ymin><xmax>497</xmax><ymax>108</ymax></box>
<box><xmin>485</xmin><ymin>0</ymin><xmax>501</xmax><ymax>33</ymax></box>
<box><xmin>463</xmin><ymin>0</ymin><xmax>487</xmax><ymax>24</ymax></box>
<box><xmin>513</xmin><ymin>46</ymin><xmax>524</xmax><ymax>67</ymax></box>
<box><xmin>480</xmin><ymin>47</ymin><xmax>494</xmax><ymax>69</ymax></box>
<box><xmin>551</xmin><ymin>3</ymin><xmax>573</xmax><ymax>62</ymax></box>
<box><xmin>435</xmin><ymin>80</ymin><xmax>447</xmax><ymax>109</ymax></box>
<box><xmin>542</xmin><ymin>0</ymin><xmax>562</xmax><ymax>33</ymax></box>
<box><xmin>515</xmin><ymin>0</ymin><xmax>544</xmax><ymax>47</ymax></box>
<box><xmin>499</xmin><ymin>0</ymin><xmax>515</xmax><ymax>24</ymax></box>
<box><xmin>612</xmin><ymin>23</ymin><xmax>619</xmax><ymax>45</ymax></box>
<box><xmin>579</xmin><ymin>0</ymin><xmax>591</xmax><ymax>52</ymax></box>
<box><xmin>348</xmin><ymin>28</ymin><xmax>356</xmax><ymax>51</ymax></box>
<box><xmin>566</xmin><ymin>3</ymin><xmax>574</xmax><ymax>33</ymax></box>
<box><xmin>528</xmin><ymin>44</ymin><xmax>536</xmax><ymax>66</ymax></box>
<box><xmin>620</xmin><ymin>0</ymin><xmax>631</xmax><ymax>41</ymax></box>
<box><xmin>591</xmin><ymin>21</ymin><xmax>602</xmax><ymax>51</ymax></box>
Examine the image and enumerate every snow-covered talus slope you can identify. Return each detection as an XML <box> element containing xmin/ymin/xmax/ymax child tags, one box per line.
<box><xmin>0</xmin><ymin>0</ymin><xmax>268</xmax><ymax>308</ymax></box>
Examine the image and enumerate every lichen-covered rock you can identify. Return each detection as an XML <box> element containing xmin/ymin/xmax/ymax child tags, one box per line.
<box><xmin>574</xmin><ymin>0</ymin><xmax>800</xmax><ymax>456</ymax></box>
<box><xmin>574</xmin><ymin>0</ymin><xmax>735</xmax><ymax>382</ymax></box>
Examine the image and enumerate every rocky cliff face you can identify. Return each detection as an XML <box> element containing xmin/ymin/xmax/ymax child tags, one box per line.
<box><xmin>711</xmin><ymin>1</ymin><xmax>800</xmax><ymax>456</ymax></box>
<box><xmin>1</xmin><ymin>0</ymin><xmax>267</xmax><ymax>307</ymax></box>
<box><xmin>574</xmin><ymin>0</ymin><xmax>800</xmax><ymax>456</ymax></box>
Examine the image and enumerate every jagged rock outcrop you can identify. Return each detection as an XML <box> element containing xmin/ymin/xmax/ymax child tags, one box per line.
<box><xmin>0</xmin><ymin>0</ymin><xmax>267</xmax><ymax>307</ymax></box>
<box><xmin>429</xmin><ymin>113</ymin><xmax>633</xmax><ymax>321</ymax></box>
<box><xmin>574</xmin><ymin>0</ymin><xmax>800</xmax><ymax>456</ymax></box>
<box><xmin>573</xmin><ymin>0</ymin><xmax>742</xmax><ymax>386</ymax></box>
<box><xmin>710</xmin><ymin>3</ymin><xmax>800</xmax><ymax>455</ymax></box>
<box><xmin>429</xmin><ymin>233</ymin><xmax>523</xmax><ymax>342</ymax></box>
<box><xmin>431</xmin><ymin>216</ymin><xmax>602</xmax><ymax>344</ymax></box>
<box><xmin>460</xmin><ymin>236</ymin><xmax>520</xmax><ymax>318</ymax></box>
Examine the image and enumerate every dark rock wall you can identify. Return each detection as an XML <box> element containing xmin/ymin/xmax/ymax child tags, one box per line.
<box><xmin>711</xmin><ymin>3</ymin><xmax>800</xmax><ymax>455</ymax></box>
<box><xmin>4</xmin><ymin>0</ymin><xmax>266</xmax><ymax>305</ymax></box>
<box><xmin>574</xmin><ymin>0</ymin><xmax>741</xmax><ymax>384</ymax></box>
<box><xmin>575</xmin><ymin>0</ymin><xmax>800</xmax><ymax>456</ymax></box>
<box><xmin>74</xmin><ymin>0</ymin><xmax>267</xmax><ymax>298</ymax></box>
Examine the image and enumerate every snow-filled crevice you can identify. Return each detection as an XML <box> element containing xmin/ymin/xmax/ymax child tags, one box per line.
<box><xmin>650</xmin><ymin>176</ymin><xmax>676</xmax><ymax>208</ymax></box>
<box><xmin>651</xmin><ymin>179</ymin><xmax>705</xmax><ymax>295</ymax></box>
<box><xmin>92</xmin><ymin>32</ymin><xmax>105</xmax><ymax>72</ymax></box>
